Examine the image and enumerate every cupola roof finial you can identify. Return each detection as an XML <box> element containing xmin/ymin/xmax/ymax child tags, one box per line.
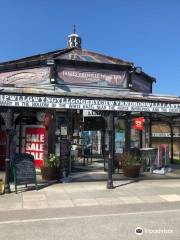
<box><xmin>67</xmin><ymin>25</ymin><xmax>82</xmax><ymax>48</ymax></box>
<box><xmin>73</xmin><ymin>24</ymin><xmax>76</xmax><ymax>34</ymax></box>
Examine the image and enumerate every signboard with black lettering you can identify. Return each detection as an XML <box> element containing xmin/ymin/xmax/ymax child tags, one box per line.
<box><xmin>13</xmin><ymin>153</ymin><xmax>37</xmax><ymax>193</ymax></box>
<box><xmin>60</xmin><ymin>138</ymin><xmax>70</xmax><ymax>177</ymax></box>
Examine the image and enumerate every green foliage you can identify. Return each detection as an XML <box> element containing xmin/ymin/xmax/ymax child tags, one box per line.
<box><xmin>44</xmin><ymin>154</ymin><xmax>60</xmax><ymax>168</ymax></box>
<box><xmin>122</xmin><ymin>154</ymin><xmax>142</xmax><ymax>167</ymax></box>
<box><xmin>173</xmin><ymin>158</ymin><xmax>180</xmax><ymax>164</ymax></box>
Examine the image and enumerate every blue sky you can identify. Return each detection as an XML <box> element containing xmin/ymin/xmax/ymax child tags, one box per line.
<box><xmin>1</xmin><ymin>0</ymin><xmax>180</xmax><ymax>96</ymax></box>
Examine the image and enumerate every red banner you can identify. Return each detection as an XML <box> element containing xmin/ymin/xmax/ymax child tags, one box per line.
<box><xmin>25</xmin><ymin>127</ymin><xmax>46</xmax><ymax>168</ymax></box>
<box><xmin>0</xmin><ymin>131</ymin><xmax>7</xmax><ymax>169</ymax></box>
<box><xmin>133</xmin><ymin>117</ymin><xmax>145</xmax><ymax>130</ymax></box>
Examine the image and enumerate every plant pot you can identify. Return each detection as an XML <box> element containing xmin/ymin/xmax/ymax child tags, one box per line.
<box><xmin>41</xmin><ymin>166</ymin><xmax>60</xmax><ymax>180</ymax></box>
<box><xmin>122</xmin><ymin>165</ymin><xmax>141</xmax><ymax>178</ymax></box>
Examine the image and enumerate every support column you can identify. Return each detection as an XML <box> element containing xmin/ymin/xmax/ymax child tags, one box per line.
<box><xmin>170</xmin><ymin>123</ymin><xmax>174</xmax><ymax>164</ymax></box>
<box><xmin>3</xmin><ymin>109</ymin><xmax>14</xmax><ymax>194</ymax></box>
<box><xmin>107</xmin><ymin>112</ymin><xmax>114</xmax><ymax>189</ymax></box>
<box><xmin>4</xmin><ymin>130</ymin><xmax>11</xmax><ymax>193</ymax></box>
<box><xmin>149</xmin><ymin>114</ymin><xmax>152</xmax><ymax>148</ymax></box>
<box><xmin>125</xmin><ymin>113</ymin><xmax>131</xmax><ymax>153</ymax></box>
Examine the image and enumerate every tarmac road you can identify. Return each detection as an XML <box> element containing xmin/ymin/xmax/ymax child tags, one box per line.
<box><xmin>0</xmin><ymin>202</ymin><xmax>180</xmax><ymax>240</ymax></box>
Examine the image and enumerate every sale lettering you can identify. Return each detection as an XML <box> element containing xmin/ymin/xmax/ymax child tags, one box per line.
<box><xmin>26</xmin><ymin>134</ymin><xmax>44</xmax><ymax>143</ymax></box>
<box><xmin>25</xmin><ymin>127</ymin><xmax>46</xmax><ymax>167</ymax></box>
<box><xmin>26</xmin><ymin>143</ymin><xmax>44</xmax><ymax>151</ymax></box>
<box><xmin>25</xmin><ymin>151</ymin><xmax>44</xmax><ymax>161</ymax></box>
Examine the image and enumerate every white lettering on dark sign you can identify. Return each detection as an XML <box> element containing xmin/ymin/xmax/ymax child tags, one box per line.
<box><xmin>0</xmin><ymin>94</ymin><xmax>180</xmax><ymax>113</ymax></box>
<box><xmin>58</xmin><ymin>66</ymin><xmax>127</xmax><ymax>87</ymax></box>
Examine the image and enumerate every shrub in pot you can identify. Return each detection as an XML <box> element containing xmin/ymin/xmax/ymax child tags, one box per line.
<box><xmin>41</xmin><ymin>154</ymin><xmax>60</xmax><ymax>181</ymax></box>
<box><xmin>122</xmin><ymin>154</ymin><xmax>141</xmax><ymax>178</ymax></box>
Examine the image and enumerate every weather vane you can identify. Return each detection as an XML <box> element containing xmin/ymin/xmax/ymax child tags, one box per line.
<box><xmin>73</xmin><ymin>24</ymin><xmax>76</xmax><ymax>34</ymax></box>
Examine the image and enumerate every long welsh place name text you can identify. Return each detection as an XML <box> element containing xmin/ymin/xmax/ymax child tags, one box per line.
<box><xmin>0</xmin><ymin>94</ymin><xmax>180</xmax><ymax>113</ymax></box>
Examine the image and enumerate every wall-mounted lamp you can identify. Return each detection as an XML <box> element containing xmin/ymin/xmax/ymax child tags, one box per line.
<box><xmin>50</xmin><ymin>78</ymin><xmax>56</xmax><ymax>84</ymax></box>
<box><xmin>46</xmin><ymin>59</ymin><xmax>55</xmax><ymax>65</ymax></box>
<box><xmin>47</xmin><ymin>59</ymin><xmax>56</xmax><ymax>84</ymax></box>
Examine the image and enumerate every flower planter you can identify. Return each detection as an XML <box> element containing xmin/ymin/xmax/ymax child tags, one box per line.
<box><xmin>122</xmin><ymin>165</ymin><xmax>141</xmax><ymax>178</ymax></box>
<box><xmin>41</xmin><ymin>166</ymin><xmax>60</xmax><ymax>180</ymax></box>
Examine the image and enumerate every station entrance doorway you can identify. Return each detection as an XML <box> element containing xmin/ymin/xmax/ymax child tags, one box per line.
<box><xmin>70</xmin><ymin>112</ymin><xmax>106</xmax><ymax>180</ymax></box>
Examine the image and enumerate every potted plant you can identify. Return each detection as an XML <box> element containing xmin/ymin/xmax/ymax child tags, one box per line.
<box><xmin>122</xmin><ymin>154</ymin><xmax>142</xmax><ymax>178</ymax></box>
<box><xmin>41</xmin><ymin>154</ymin><xmax>60</xmax><ymax>181</ymax></box>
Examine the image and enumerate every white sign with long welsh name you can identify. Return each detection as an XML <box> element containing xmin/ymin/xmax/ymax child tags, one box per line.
<box><xmin>152</xmin><ymin>133</ymin><xmax>180</xmax><ymax>137</ymax></box>
<box><xmin>0</xmin><ymin>94</ymin><xmax>180</xmax><ymax>113</ymax></box>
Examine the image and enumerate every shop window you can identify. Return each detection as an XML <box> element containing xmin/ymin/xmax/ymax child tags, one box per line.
<box><xmin>114</xmin><ymin>118</ymin><xmax>125</xmax><ymax>154</ymax></box>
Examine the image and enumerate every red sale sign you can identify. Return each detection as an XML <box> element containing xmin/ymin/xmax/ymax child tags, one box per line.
<box><xmin>25</xmin><ymin>127</ymin><xmax>46</xmax><ymax>168</ymax></box>
<box><xmin>133</xmin><ymin>117</ymin><xmax>145</xmax><ymax>131</ymax></box>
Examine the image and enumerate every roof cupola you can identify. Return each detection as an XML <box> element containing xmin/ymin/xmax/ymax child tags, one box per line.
<box><xmin>67</xmin><ymin>25</ymin><xmax>82</xmax><ymax>48</ymax></box>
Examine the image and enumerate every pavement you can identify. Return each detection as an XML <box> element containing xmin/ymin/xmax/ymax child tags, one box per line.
<box><xmin>1</xmin><ymin>165</ymin><xmax>180</xmax><ymax>239</ymax></box>
<box><xmin>1</xmin><ymin>176</ymin><xmax>180</xmax><ymax>211</ymax></box>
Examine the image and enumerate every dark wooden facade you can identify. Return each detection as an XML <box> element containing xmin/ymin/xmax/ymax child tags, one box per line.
<box><xmin>0</xmin><ymin>42</ymin><xmax>179</xmax><ymax>175</ymax></box>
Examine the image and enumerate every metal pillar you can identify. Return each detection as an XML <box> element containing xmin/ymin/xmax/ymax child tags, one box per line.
<box><xmin>4</xmin><ymin>130</ymin><xmax>11</xmax><ymax>193</ymax></box>
<box><xmin>125</xmin><ymin>113</ymin><xmax>131</xmax><ymax>154</ymax></box>
<box><xmin>3</xmin><ymin>109</ymin><xmax>14</xmax><ymax>194</ymax></box>
<box><xmin>107</xmin><ymin>112</ymin><xmax>114</xmax><ymax>189</ymax></box>
<box><xmin>170</xmin><ymin>123</ymin><xmax>174</xmax><ymax>164</ymax></box>
<box><xmin>149</xmin><ymin>115</ymin><xmax>152</xmax><ymax>148</ymax></box>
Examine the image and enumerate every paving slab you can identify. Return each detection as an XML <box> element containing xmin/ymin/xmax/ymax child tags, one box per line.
<box><xmin>47</xmin><ymin>199</ymin><xmax>74</xmax><ymax>208</ymax></box>
<box><xmin>96</xmin><ymin>197</ymin><xmax>124</xmax><ymax>206</ymax></box>
<box><xmin>45</xmin><ymin>193</ymin><xmax>71</xmax><ymax>201</ymax></box>
<box><xmin>23</xmin><ymin>193</ymin><xmax>46</xmax><ymax>202</ymax></box>
<box><xmin>159</xmin><ymin>194</ymin><xmax>180</xmax><ymax>202</ymax></box>
<box><xmin>0</xmin><ymin>202</ymin><xmax>23</xmax><ymax>211</ymax></box>
<box><xmin>119</xmin><ymin>196</ymin><xmax>143</xmax><ymax>204</ymax></box>
<box><xmin>66</xmin><ymin>193</ymin><xmax>93</xmax><ymax>200</ymax></box>
<box><xmin>138</xmin><ymin>195</ymin><xmax>166</xmax><ymax>203</ymax></box>
<box><xmin>23</xmin><ymin>200</ymin><xmax>48</xmax><ymax>209</ymax></box>
<box><xmin>72</xmin><ymin>198</ymin><xmax>99</xmax><ymax>206</ymax></box>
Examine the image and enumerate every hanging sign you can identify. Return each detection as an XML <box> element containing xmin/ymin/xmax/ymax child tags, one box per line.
<box><xmin>25</xmin><ymin>127</ymin><xmax>46</xmax><ymax>168</ymax></box>
<box><xmin>133</xmin><ymin>117</ymin><xmax>145</xmax><ymax>130</ymax></box>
